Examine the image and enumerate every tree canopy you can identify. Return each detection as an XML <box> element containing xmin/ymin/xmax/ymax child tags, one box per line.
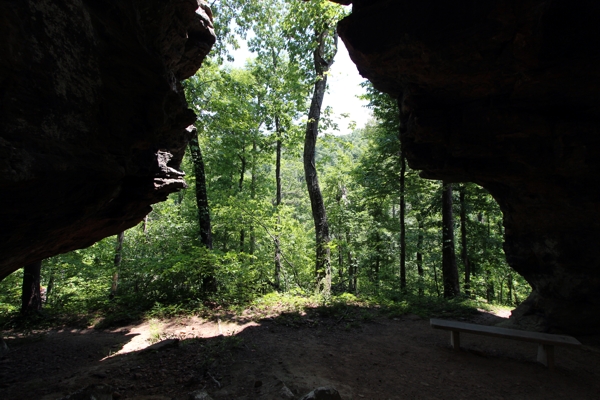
<box><xmin>0</xmin><ymin>0</ymin><xmax>528</xmax><ymax>323</ymax></box>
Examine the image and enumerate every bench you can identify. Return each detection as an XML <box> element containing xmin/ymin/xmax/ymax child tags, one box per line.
<box><xmin>430</xmin><ymin>318</ymin><xmax>581</xmax><ymax>370</ymax></box>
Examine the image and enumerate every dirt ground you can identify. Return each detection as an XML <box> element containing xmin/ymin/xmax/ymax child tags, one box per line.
<box><xmin>1</xmin><ymin>307</ymin><xmax>600</xmax><ymax>400</ymax></box>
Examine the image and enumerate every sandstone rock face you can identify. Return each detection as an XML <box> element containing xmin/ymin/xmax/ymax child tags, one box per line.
<box><xmin>0</xmin><ymin>0</ymin><xmax>215</xmax><ymax>279</ymax></box>
<box><xmin>338</xmin><ymin>0</ymin><xmax>600</xmax><ymax>333</ymax></box>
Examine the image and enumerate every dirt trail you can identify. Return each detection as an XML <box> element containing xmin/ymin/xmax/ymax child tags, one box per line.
<box><xmin>1</xmin><ymin>309</ymin><xmax>599</xmax><ymax>399</ymax></box>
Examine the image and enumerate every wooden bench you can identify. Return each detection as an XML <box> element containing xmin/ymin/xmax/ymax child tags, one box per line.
<box><xmin>430</xmin><ymin>318</ymin><xmax>581</xmax><ymax>370</ymax></box>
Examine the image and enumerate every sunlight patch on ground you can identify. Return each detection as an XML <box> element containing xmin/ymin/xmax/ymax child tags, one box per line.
<box><xmin>491</xmin><ymin>307</ymin><xmax>512</xmax><ymax>318</ymax></box>
<box><xmin>112</xmin><ymin>316</ymin><xmax>260</xmax><ymax>357</ymax></box>
<box><xmin>477</xmin><ymin>306</ymin><xmax>513</xmax><ymax>319</ymax></box>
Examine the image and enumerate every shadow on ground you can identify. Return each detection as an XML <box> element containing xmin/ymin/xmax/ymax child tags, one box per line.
<box><xmin>1</xmin><ymin>306</ymin><xmax>600</xmax><ymax>400</ymax></box>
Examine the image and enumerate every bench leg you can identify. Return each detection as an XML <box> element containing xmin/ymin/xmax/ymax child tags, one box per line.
<box><xmin>450</xmin><ymin>330</ymin><xmax>460</xmax><ymax>351</ymax></box>
<box><xmin>537</xmin><ymin>344</ymin><xmax>555</xmax><ymax>370</ymax></box>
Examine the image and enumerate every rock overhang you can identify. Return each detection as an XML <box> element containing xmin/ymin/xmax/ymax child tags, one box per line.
<box><xmin>335</xmin><ymin>0</ymin><xmax>600</xmax><ymax>333</ymax></box>
<box><xmin>0</xmin><ymin>0</ymin><xmax>215</xmax><ymax>280</ymax></box>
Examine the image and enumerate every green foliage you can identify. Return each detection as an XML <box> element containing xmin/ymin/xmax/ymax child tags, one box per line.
<box><xmin>0</xmin><ymin>1</ymin><xmax>530</xmax><ymax>329</ymax></box>
<box><xmin>0</xmin><ymin>272</ymin><xmax>20</xmax><ymax>315</ymax></box>
<box><xmin>380</xmin><ymin>295</ymin><xmax>492</xmax><ymax>320</ymax></box>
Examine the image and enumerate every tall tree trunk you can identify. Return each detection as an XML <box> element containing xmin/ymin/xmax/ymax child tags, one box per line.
<box><xmin>276</xmin><ymin>118</ymin><xmax>282</xmax><ymax>206</ymax></box>
<box><xmin>433</xmin><ymin>261</ymin><xmax>441</xmax><ymax>297</ymax></box>
<box><xmin>338</xmin><ymin>235</ymin><xmax>343</xmax><ymax>284</ymax></box>
<box><xmin>45</xmin><ymin>273</ymin><xmax>54</xmax><ymax>305</ymax></box>
<box><xmin>111</xmin><ymin>231</ymin><xmax>124</xmax><ymax>298</ymax></box>
<box><xmin>238</xmin><ymin>150</ymin><xmax>246</xmax><ymax>253</ymax></box>
<box><xmin>507</xmin><ymin>273</ymin><xmax>513</xmax><ymax>305</ymax></box>
<box><xmin>238</xmin><ymin>151</ymin><xmax>246</xmax><ymax>192</ymax></box>
<box><xmin>21</xmin><ymin>260</ymin><xmax>42</xmax><ymax>314</ymax></box>
<box><xmin>459</xmin><ymin>184</ymin><xmax>471</xmax><ymax>297</ymax></box>
<box><xmin>273</xmin><ymin>232</ymin><xmax>282</xmax><ymax>290</ymax></box>
<box><xmin>417</xmin><ymin>216</ymin><xmax>425</xmax><ymax>296</ymax></box>
<box><xmin>189</xmin><ymin>130</ymin><xmax>216</xmax><ymax>293</ymax></box>
<box><xmin>346</xmin><ymin>229</ymin><xmax>356</xmax><ymax>293</ymax></box>
<box><xmin>336</xmin><ymin>184</ymin><xmax>347</xmax><ymax>291</ymax></box>
<box><xmin>239</xmin><ymin>229</ymin><xmax>245</xmax><ymax>253</ymax></box>
<box><xmin>304</xmin><ymin>28</ymin><xmax>337</xmax><ymax>294</ymax></box>
<box><xmin>189</xmin><ymin>132</ymin><xmax>213</xmax><ymax>249</ymax></box>
<box><xmin>375</xmin><ymin>239</ymin><xmax>380</xmax><ymax>288</ymax></box>
<box><xmin>250</xmin><ymin>138</ymin><xmax>257</xmax><ymax>255</ymax></box>
<box><xmin>399</xmin><ymin>151</ymin><xmax>407</xmax><ymax>292</ymax></box>
<box><xmin>442</xmin><ymin>181</ymin><xmax>460</xmax><ymax>298</ymax></box>
<box><xmin>273</xmin><ymin>117</ymin><xmax>283</xmax><ymax>290</ymax></box>
<box><xmin>485</xmin><ymin>270</ymin><xmax>494</xmax><ymax>302</ymax></box>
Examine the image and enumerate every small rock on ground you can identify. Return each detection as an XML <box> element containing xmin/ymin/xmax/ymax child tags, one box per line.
<box><xmin>280</xmin><ymin>384</ymin><xmax>295</xmax><ymax>399</ymax></box>
<box><xmin>189</xmin><ymin>390</ymin><xmax>214</xmax><ymax>400</ymax></box>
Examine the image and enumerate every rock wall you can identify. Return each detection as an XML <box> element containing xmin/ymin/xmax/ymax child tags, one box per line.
<box><xmin>0</xmin><ymin>0</ymin><xmax>215</xmax><ymax>279</ymax></box>
<box><xmin>338</xmin><ymin>0</ymin><xmax>600</xmax><ymax>334</ymax></box>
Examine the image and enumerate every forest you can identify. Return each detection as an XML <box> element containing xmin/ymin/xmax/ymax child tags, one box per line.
<box><xmin>0</xmin><ymin>0</ymin><xmax>530</xmax><ymax>327</ymax></box>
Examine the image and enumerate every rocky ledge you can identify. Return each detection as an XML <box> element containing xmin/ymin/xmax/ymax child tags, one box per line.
<box><xmin>338</xmin><ymin>0</ymin><xmax>600</xmax><ymax>334</ymax></box>
<box><xmin>0</xmin><ymin>0</ymin><xmax>215</xmax><ymax>279</ymax></box>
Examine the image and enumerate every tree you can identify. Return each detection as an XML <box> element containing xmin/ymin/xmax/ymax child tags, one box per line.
<box><xmin>442</xmin><ymin>181</ymin><xmax>460</xmax><ymax>298</ymax></box>
<box><xmin>319</xmin><ymin>130</ymin><xmax>366</xmax><ymax>292</ymax></box>
<box><xmin>399</xmin><ymin>150</ymin><xmax>407</xmax><ymax>292</ymax></box>
<box><xmin>206</xmin><ymin>0</ymin><xmax>261</xmax><ymax>63</ymax></box>
<box><xmin>21</xmin><ymin>260</ymin><xmax>42</xmax><ymax>314</ymax></box>
<box><xmin>303</xmin><ymin>29</ymin><xmax>337</xmax><ymax>293</ymax></box>
<box><xmin>459</xmin><ymin>184</ymin><xmax>471</xmax><ymax>296</ymax></box>
<box><xmin>246</xmin><ymin>0</ymin><xmax>306</xmax><ymax>287</ymax></box>
<box><xmin>416</xmin><ymin>213</ymin><xmax>425</xmax><ymax>296</ymax></box>
<box><xmin>189</xmin><ymin>129</ymin><xmax>213</xmax><ymax>250</ymax></box>
<box><xmin>110</xmin><ymin>231</ymin><xmax>124</xmax><ymax>298</ymax></box>
<box><xmin>284</xmin><ymin>0</ymin><xmax>347</xmax><ymax>293</ymax></box>
<box><xmin>356</xmin><ymin>84</ymin><xmax>409</xmax><ymax>293</ymax></box>
<box><xmin>189</xmin><ymin>128</ymin><xmax>218</xmax><ymax>294</ymax></box>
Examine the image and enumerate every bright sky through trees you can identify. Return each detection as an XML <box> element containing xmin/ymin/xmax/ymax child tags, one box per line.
<box><xmin>225</xmin><ymin>37</ymin><xmax>371</xmax><ymax>135</ymax></box>
<box><xmin>323</xmin><ymin>40</ymin><xmax>371</xmax><ymax>135</ymax></box>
